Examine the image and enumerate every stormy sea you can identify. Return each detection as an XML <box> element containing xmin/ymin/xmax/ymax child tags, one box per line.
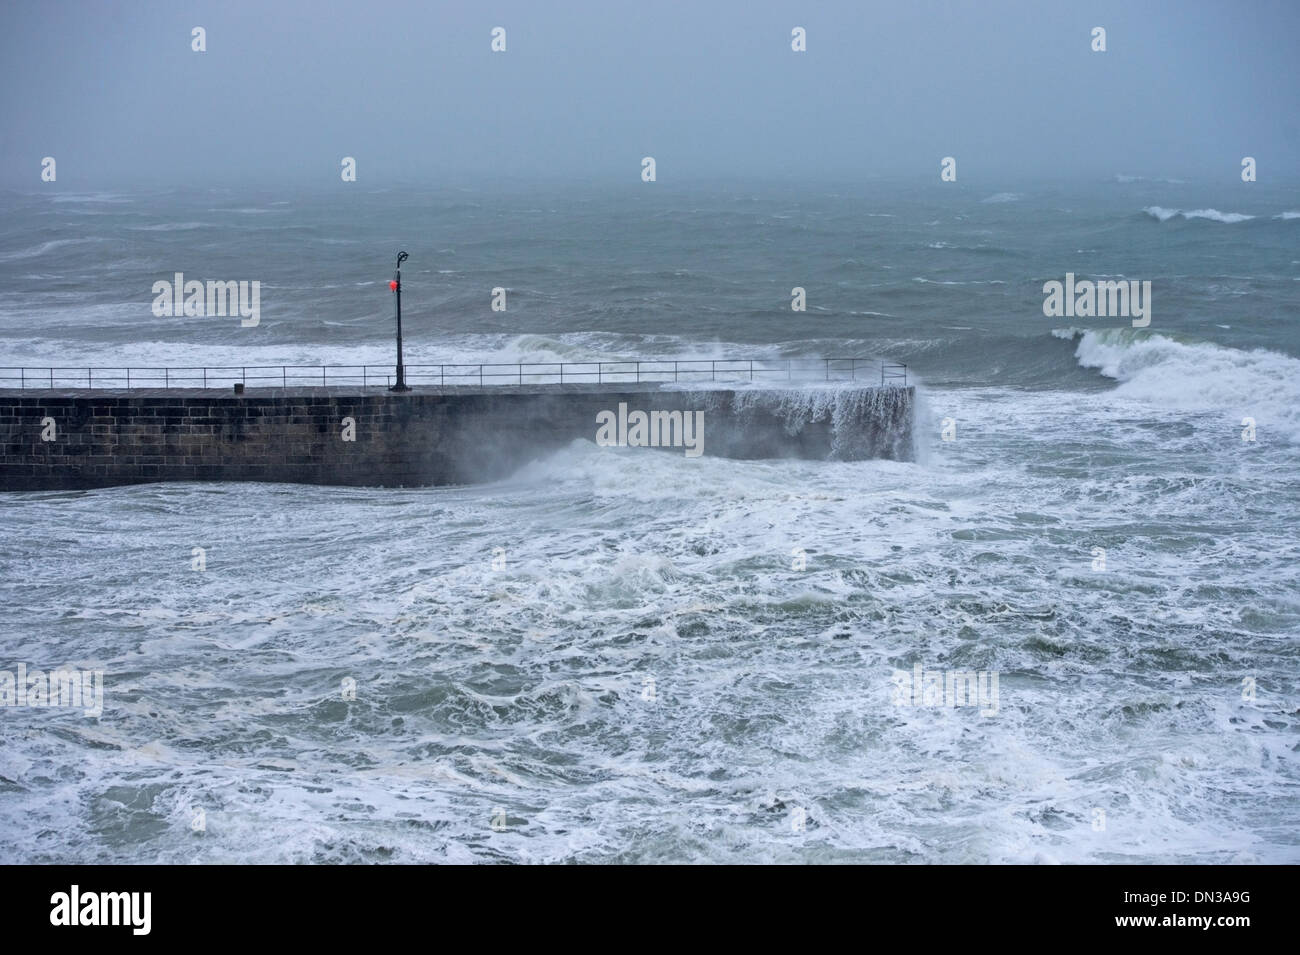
<box><xmin>0</xmin><ymin>179</ymin><xmax>1296</xmax><ymax>863</ymax></box>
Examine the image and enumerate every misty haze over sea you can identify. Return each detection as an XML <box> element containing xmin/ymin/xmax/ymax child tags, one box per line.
<box><xmin>0</xmin><ymin>1</ymin><xmax>1297</xmax><ymax>864</ymax></box>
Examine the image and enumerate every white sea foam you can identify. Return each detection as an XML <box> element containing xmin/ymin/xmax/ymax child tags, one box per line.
<box><xmin>1143</xmin><ymin>206</ymin><xmax>1255</xmax><ymax>223</ymax></box>
<box><xmin>1067</xmin><ymin>327</ymin><xmax>1300</xmax><ymax>441</ymax></box>
<box><xmin>127</xmin><ymin>222</ymin><xmax>211</xmax><ymax>232</ymax></box>
<box><xmin>2</xmin><ymin>184</ymin><xmax>1296</xmax><ymax>865</ymax></box>
<box><xmin>0</xmin><ymin>238</ymin><xmax>109</xmax><ymax>262</ymax></box>
<box><xmin>49</xmin><ymin>193</ymin><xmax>133</xmax><ymax>204</ymax></box>
<box><xmin>1113</xmin><ymin>174</ymin><xmax>1187</xmax><ymax>184</ymax></box>
<box><xmin>0</xmin><ymin>333</ymin><xmax>842</xmax><ymax>384</ymax></box>
<box><xmin>3</xmin><ymin>385</ymin><xmax>1293</xmax><ymax>864</ymax></box>
<box><xmin>912</xmin><ymin>277</ymin><xmax>1006</xmax><ymax>285</ymax></box>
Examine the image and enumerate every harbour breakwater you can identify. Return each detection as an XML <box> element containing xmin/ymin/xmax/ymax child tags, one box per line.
<box><xmin>0</xmin><ymin>383</ymin><xmax>915</xmax><ymax>490</ymax></box>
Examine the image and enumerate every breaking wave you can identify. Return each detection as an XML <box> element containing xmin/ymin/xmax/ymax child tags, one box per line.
<box><xmin>1059</xmin><ymin>327</ymin><xmax>1300</xmax><ymax>442</ymax></box>
<box><xmin>727</xmin><ymin>385</ymin><xmax>915</xmax><ymax>460</ymax></box>
<box><xmin>1143</xmin><ymin>207</ymin><xmax>1254</xmax><ymax>224</ymax></box>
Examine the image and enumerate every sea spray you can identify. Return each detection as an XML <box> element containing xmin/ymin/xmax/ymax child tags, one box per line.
<box><xmin>727</xmin><ymin>385</ymin><xmax>915</xmax><ymax>461</ymax></box>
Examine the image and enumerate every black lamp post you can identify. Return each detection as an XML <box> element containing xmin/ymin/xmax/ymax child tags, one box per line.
<box><xmin>390</xmin><ymin>250</ymin><xmax>411</xmax><ymax>392</ymax></box>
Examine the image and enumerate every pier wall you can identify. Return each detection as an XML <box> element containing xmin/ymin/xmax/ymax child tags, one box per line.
<box><xmin>0</xmin><ymin>384</ymin><xmax>914</xmax><ymax>490</ymax></box>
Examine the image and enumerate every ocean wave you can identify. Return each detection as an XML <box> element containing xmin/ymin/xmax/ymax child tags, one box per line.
<box><xmin>980</xmin><ymin>192</ymin><xmax>1020</xmax><ymax>204</ymax></box>
<box><xmin>1113</xmin><ymin>175</ymin><xmax>1188</xmax><ymax>185</ymax></box>
<box><xmin>49</xmin><ymin>193</ymin><xmax>133</xmax><ymax>204</ymax></box>
<box><xmin>0</xmin><ymin>237</ymin><xmax>109</xmax><ymax>262</ymax></box>
<box><xmin>1063</xmin><ymin>327</ymin><xmax>1300</xmax><ymax>441</ymax></box>
<box><xmin>127</xmin><ymin>222</ymin><xmax>212</xmax><ymax>232</ymax></box>
<box><xmin>0</xmin><ymin>333</ymin><xmax>788</xmax><ymax>373</ymax></box>
<box><xmin>1143</xmin><ymin>206</ymin><xmax>1255</xmax><ymax>223</ymax></box>
<box><xmin>912</xmin><ymin>277</ymin><xmax>1007</xmax><ymax>285</ymax></box>
<box><xmin>2</xmin><ymin>394</ymin><xmax>1292</xmax><ymax>863</ymax></box>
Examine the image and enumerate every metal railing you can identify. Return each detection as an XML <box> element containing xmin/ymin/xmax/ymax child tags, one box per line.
<box><xmin>0</xmin><ymin>358</ymin><xmax>907</xmax><ymax>390</ymax></box>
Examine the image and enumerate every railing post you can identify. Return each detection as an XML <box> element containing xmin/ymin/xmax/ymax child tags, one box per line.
<box><xmin>50</xmin><ymin>369</ymin><xmax>53</xmax><ymax>388</ymax></box>
<box><xmin>126</xmin><ymin>368</ymin><xmax>130</xmax><ymax>388</ymax></box>
<box><xmin>363</xmin><ymin>366</ymin><xmax>367</xmax><ymax>388</ymax></box>
<box><xmin>674</xmin><ymin>361</ymin><xmax>678</xmax><ymax>383</ymax></box>
<box><xmin>518</xmin><ymin>364</ymin><xmax>522</xmax><ymax>385</ymax></box>
<box><xmin>242</xmin><ymin>367</ymin><xmax>246</xmax><ymax>386</ymax></box>
<box><xmin>322</xmin><ymin>366</ymin><xmax>326</xmax><ymax>387</ymax></box>
<box><xmin>88</xmin><ymin>368</ymin><xmax>92</xmax><ymax>388</ymax></box>
<box><xmin>20</xmin><ymin>369</ymin><xmax>24</xmax><ymax>389</ymax></box>
<box><xmin>441</xmin><ymin>365</ymin><xmax>445</xmax><ymax>387</ymax></box>
<box><xmin>479</xmin><ymin>365</ymin><xmax>483</xmax><ymax>387</ymax></box>
<box><xmin>825</xmin><ymin>359</ymin><xmax>829</xmax><ymax>381</ymax></box>
<box><xmin>598</xmin><ymin>363</ymin><xmax>603</xmax><ymax>384</ymax></box>
<box><xmin>749</xmin><ymin>359</ymin><xmax>753</xmax><ymax>382</ymax></box>
<box><xmin>711</xmin><ymin>360</ymin><xmax>716</xmax><ymax>382</ymax></box>
<box><xmin>203</xmin><ymin>367</ymin><xmax>207</xmax><ymax>388</ymax></box>
<box><xmin>164</xmin><ymin>367</ymin><xmax>168</xmax><ymax>388</ymax></box>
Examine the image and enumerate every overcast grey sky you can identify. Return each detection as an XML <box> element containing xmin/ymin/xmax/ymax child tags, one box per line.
<box><xmin>2</xmin><ymin>0</ymin><xmax>1296</xmax><ymax>187</ymax></box>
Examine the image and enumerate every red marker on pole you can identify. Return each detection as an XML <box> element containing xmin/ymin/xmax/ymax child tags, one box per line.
<box><xmin>390</xmin><ymin>251</ymin><xmax>410</xmax><ymax>391</ymax></box>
